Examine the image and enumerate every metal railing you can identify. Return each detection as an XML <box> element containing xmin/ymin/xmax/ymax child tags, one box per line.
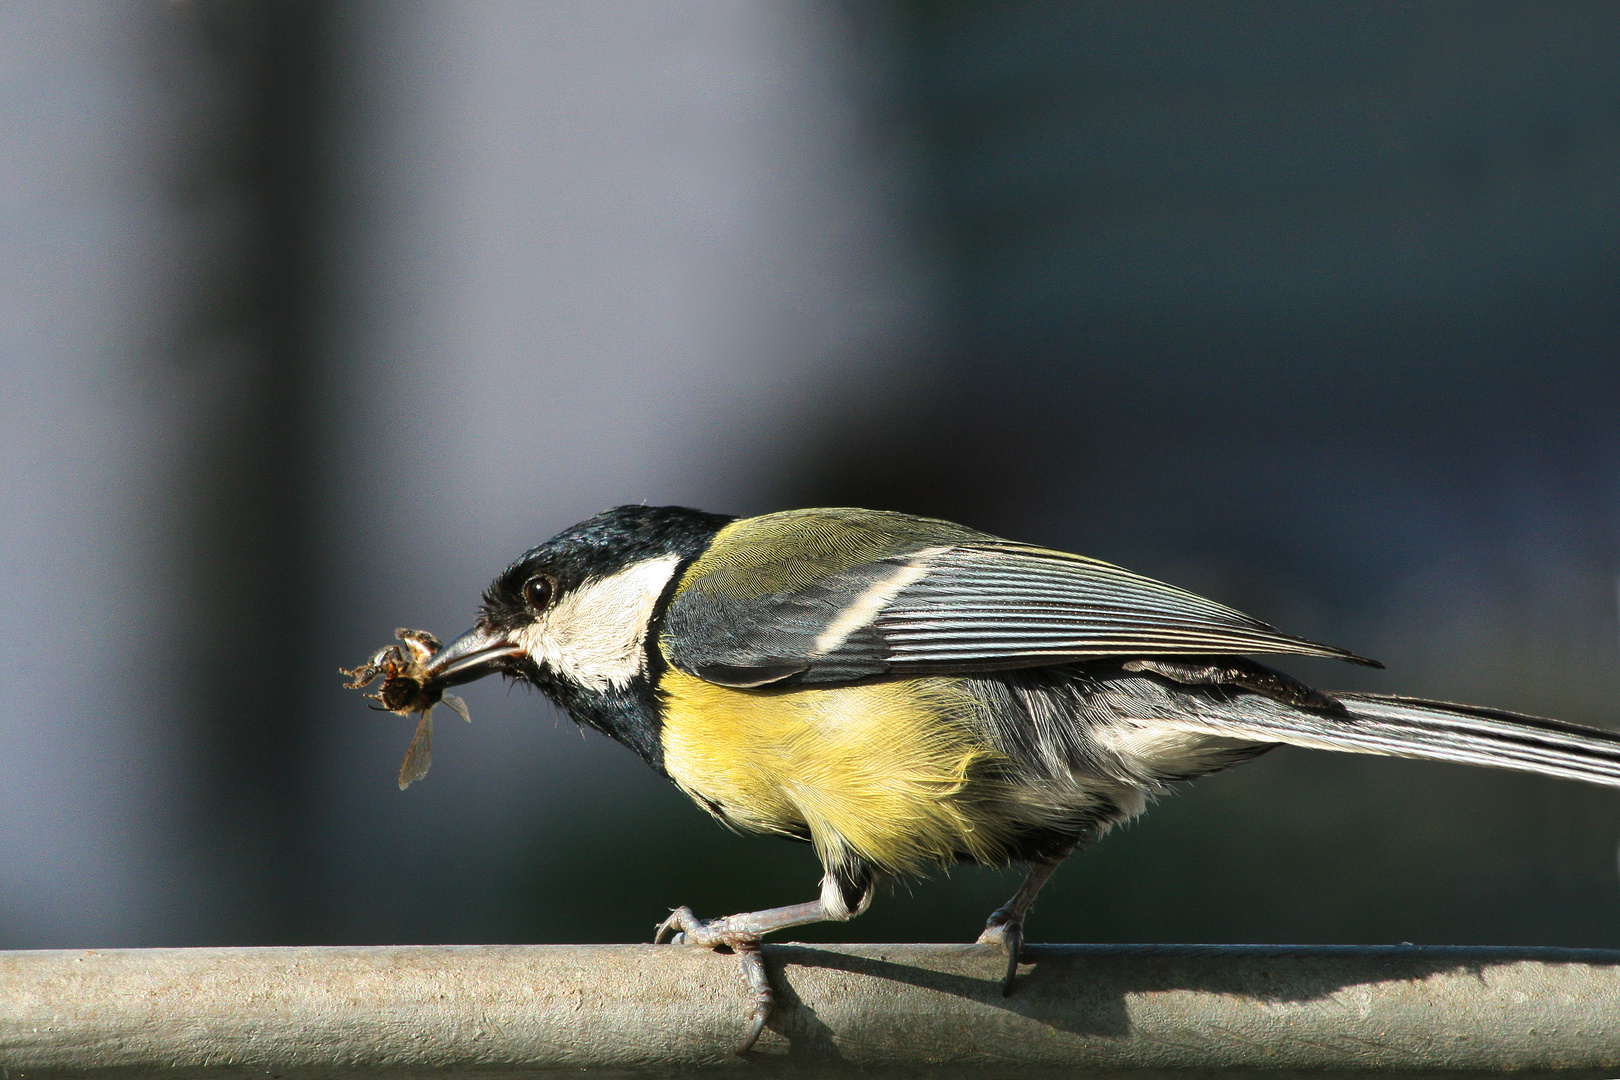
<box><xmin>4</xmin><ymin>942</ymin><xmax>1618</xmax><ymax>1075</ymax></box>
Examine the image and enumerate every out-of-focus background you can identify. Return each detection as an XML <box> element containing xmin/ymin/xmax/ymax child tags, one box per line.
<box><xmin>4</xmin><ymin>2</ymin><xmax>1619</xmax><ymax>951</ymax></box>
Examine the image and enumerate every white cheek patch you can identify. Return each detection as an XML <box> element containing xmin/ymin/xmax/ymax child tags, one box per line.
<box><xmin>515</xmin><ymin>554</ymin><xmax>682</xmax><ymax>692</ymax></box>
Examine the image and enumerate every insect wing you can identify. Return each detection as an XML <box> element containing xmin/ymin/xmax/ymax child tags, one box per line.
<box><xmin>398</xmin><ymin>708</ymin><xmax>434</xmax><ymax>790</ymax></box>
<box><xmin>397</xmin><ymin>628</ymin><xmax>443</xmax><ymax>665</ymax></box>
<box><xmin>440</xmin><ymin>693</ymin><xmax>472</xmax><ymax>723</ymax></box>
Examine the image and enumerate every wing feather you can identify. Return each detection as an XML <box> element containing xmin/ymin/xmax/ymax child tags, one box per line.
<box><xmin>659</xmin><ymin>510</ymin><xmax>1375</xmax><ymax>688</ymax></box>
<box><xmin>859</xmin><ymin>543</ymin><xmax>1371</xmax><ymax>670</ymax></box>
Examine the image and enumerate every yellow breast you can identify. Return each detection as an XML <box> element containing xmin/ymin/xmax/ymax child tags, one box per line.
<box><xmin>656</xmin><ymin>667</ymin><xmax>1017</xmax><ymax>875</ymax></box>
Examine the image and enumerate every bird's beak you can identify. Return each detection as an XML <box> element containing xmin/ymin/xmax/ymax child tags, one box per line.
<box><xmin>423</xmin><ymin>625</ymin><xmax>525</xmax><ymax>688</ymax></box>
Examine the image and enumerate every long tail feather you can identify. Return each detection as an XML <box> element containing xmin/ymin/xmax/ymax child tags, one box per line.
<box><xmin>1185</xmin><ymin>692</ymin><xmax>1620</xmax><ymax>789</ymax></box>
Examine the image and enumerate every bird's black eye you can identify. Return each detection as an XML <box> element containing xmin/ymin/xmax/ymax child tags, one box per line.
<box><xmin>522</xmin><ymin>574</ymin><xmax>555</xmax><ymax>612</ymax></box>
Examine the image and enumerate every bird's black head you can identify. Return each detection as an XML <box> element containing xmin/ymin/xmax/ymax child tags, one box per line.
<box><xmin>421</xmin><ymin>505</ymin><xmax>732</xmax><ymax>699</ymax></box>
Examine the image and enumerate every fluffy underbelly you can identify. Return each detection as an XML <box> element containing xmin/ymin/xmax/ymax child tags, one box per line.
<box><xmin>657</xmin><ymin>668</ymin><xmax>1022</xmax><ymax>873</ymax></box>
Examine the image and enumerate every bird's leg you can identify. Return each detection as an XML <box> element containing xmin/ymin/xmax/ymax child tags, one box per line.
<box><xmin>976</xmin><ymin>847</ymin><xmax>1074</xmax><ymax>996</ymax></box>
<box><xmin>654</xmin><ymin>864</ymin><xmax>874</xmax><ymax>1054</ymax></box>
<box><xmin>654</xmin><ymin>899</ymin><xmax>820</xmax><ymax>1054</ymax></box>
<box><xmin>655</xmin><ymin>899</ymin><xmax>827</xmax><ymax>946</ymax></box>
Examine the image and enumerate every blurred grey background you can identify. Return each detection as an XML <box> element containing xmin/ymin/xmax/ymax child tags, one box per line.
<box><xmin>3</xmin><ymin>2</ymin><xmax>1619</xmax><ymax>951</ymax></box>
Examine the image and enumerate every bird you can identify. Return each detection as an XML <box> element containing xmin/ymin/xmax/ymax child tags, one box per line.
<box><xmin>373</xmin><ymin>504</ymin><xmax>1620</xmax><ymax>1052</ymax></box>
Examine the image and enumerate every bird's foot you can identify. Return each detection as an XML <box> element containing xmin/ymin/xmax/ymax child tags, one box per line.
<box><xmin>655</xmin><ymin>905</ymin><xmax>740</xmax><ymax>947</ymax></box>
<box><xmin>976</xmin><ymin>907</ymin><xmax>1024</xmax><ymax>996</ymax></box>
<box><xmin>655</xmin><ymin>906</ymin><xmax>775</xmax><ymax>1054</ymax></box>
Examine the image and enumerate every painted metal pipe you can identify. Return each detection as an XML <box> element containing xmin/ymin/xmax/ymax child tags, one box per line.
<box><xmin>3</xmin><ymin>943</ymin><xmax>1618</xmax><ymax>1075</ymax></box>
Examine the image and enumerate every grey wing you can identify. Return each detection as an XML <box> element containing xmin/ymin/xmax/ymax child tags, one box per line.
<box><xmin>661</xmin><ymin>541</ymin><xmax>1376</xmax><ymax>688</ymax></box>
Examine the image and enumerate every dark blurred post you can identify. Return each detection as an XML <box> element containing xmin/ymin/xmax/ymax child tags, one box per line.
<box><xmin>168</xmin><ymin>1</ymin><xmax>337</xmax><ymax>943</ymax></box>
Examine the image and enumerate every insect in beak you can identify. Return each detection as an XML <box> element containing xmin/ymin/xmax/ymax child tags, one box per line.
<box><xmin>340</xmin><ymin>627</ymin><xmax>511</xmax><ymax>788</ymax></box>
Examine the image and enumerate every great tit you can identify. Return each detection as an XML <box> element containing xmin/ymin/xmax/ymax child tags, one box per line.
<box><xmin>370</xmin><ymin>504</ymin><xmax>1620</xmax><ymax>1051</ymax></box>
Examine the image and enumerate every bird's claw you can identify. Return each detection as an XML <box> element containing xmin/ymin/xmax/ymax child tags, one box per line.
<box><xmin>654</xmin><ymin>906</ymin><xmax>775</xmax><ymax>1053</ymax></box>
<box><xmin>976</xmin><ymin>909</ymin><xmax>1025</xmax><ymax>996</ymax></box>
<box><xmin>732</xmin><ymin>938</ymin><xmax>773</xmax><ymax>1054</ymax></box>
<box><xmin>654</xmin><ymin>905</ymin><xmax>704</xmax><ymax>946</ymax></box>
<box><xmin>654</xmin><ymin>905</ymin><xmax>746</xmax><ymax>950</ymax></box>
